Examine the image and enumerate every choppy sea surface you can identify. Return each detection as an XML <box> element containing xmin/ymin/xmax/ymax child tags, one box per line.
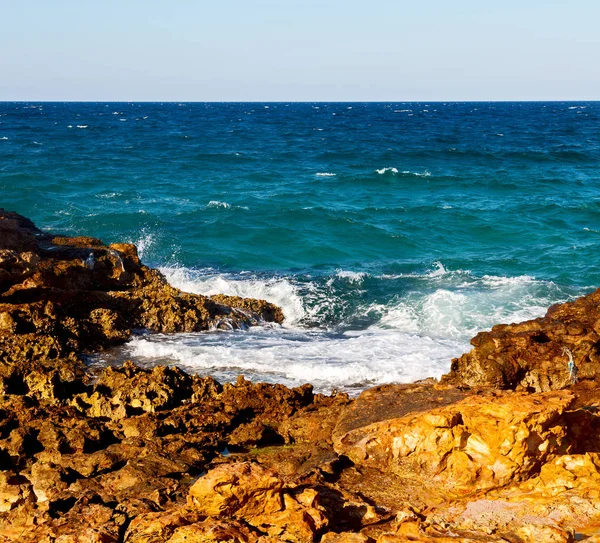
<box><xmin>1</xmin><ymin>102</ymin><xmax>599</xmax><ymax>393</ymax></box>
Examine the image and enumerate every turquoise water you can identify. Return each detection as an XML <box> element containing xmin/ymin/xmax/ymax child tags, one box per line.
<box><xmin>1</xmin><ymin>102</ymin><xmax>599</xmax><ymax>392</ymax></box>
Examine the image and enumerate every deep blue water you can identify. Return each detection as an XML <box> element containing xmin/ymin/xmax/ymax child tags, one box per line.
<box><xmin>1</xmin><ymin>102</ymin><xmax>599</xmax><ymax>392</ymax></box>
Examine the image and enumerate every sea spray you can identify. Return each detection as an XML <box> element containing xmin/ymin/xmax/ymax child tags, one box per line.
<box><xmin>87</xmin><ymin>263</ymin><xmax>580</xmax><ymax>394</ymax></box>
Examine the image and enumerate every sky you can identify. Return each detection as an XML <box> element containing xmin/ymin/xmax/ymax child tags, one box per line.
<box><xmin>1</xmin><ymin>0</ymin><xmax>599</xmax><ymax>101</ymax></box>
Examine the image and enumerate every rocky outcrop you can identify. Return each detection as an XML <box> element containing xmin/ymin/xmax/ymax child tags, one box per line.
<box><xmin>444</xmin><ymin>288</ymin><xmax>600</xmax><ymax>391</ymax></box>
<box><xmin>0</xmin><ymin>208</ymin><xmax>283</xmax><ymax>368</ymax></box>
<box><xmin>334</xmin><ymin>390</ymin><xmax>574</xmax><ymax>492</ymax></box>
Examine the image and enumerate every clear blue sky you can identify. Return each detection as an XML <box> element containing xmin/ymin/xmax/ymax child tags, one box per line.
<box><xmin>2</xmin><ymin>0</ymin><xmax>599</xmax><ymax>101</ymax></box>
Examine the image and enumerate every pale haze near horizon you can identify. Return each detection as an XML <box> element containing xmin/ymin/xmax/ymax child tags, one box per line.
<box><xmin>1</xmin><ymin>0</ymin><xmax>599</xmax><ymax>101</ymax></box>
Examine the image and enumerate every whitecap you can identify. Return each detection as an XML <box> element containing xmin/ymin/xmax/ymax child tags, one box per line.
<box><xmin>96</xmin><ymin>192</ymin><xmax>120</xmax><ymax>199</ymax></box>
<box><xmin>375</xmin><ymin>167</ymin><xmax>399</xmax><ymax>174</ymax></box>
<box><xmin>104</xmin><ymin>262</ymin><xmax>577</xmax><ymax>394</ymax></box>
<box><xmin>402</xmin><ymin>170</ymin><xmax>431</xmax><ymax>177</ymax></box>
<box><xmin>332</xmin><ymin>270</ymin><xmax>367</xmax><ymax>284</ymax></box>
<box><xmin>206</xmin><ymin>201</ymin><xmax>231</xmax><ymax>209</ymax></box>
<box><xmin>206</xmin><ymin>201</ymin><xmax>248</xmax><ymax>210</ymax></box>
<box><xmin>316</xmin><ymin>172</ymin><xmax>336</xmax><ymax>177</ymax></box>
<box><xmin>77</xmin><ymin>125</ymin><xmax>88</xmax><ymax>129</ymax></box>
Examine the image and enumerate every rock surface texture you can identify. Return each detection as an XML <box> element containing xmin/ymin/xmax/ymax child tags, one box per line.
<box><xmin>1</xmin><ymin>209</ymin><xmax>600</xmax><ymax>542</ymax></box>
<box><xmin>444</xmin><ymin>289</ymin><xmax>600</xmax><ymax>391</ymax></box>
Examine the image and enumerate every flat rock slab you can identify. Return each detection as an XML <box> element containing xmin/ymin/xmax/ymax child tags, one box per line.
<box><xmin>333</xmin><ymin>380</ymin><xmax>471</xmax><ymax>442</ymax></box>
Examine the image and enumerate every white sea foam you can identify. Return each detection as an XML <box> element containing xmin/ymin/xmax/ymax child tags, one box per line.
<box><xmin>316</xmin><ymin>172</ymin><xmax>336</xmax><ymax>177</ymax></box>
<box><xmin>122</xmin><ymin>327</ymin><xmax>458</xmax><ymax>393</ymax></box>
<box><xmin>77</xmin><ymin>125</ymin><xmax>88</xmax><ymax>129</ymax></box>
<box><xmin>402</xmin><ymin>170</ymin><xmax>431</xmax><ymax>177</ymax></box>
<box><xmin>0</xmin><ymin>137</ymin><xmax>7</xmax><ymax>140</ymax></box>
<box><xmin>160</xmin><ymin>267</ymin><xmax>306</xmax><ymax>325</ymax></box>
<box><xmin>376</xmin><ymin>168</ymin><xmax>430</xmax><ymax>177</ymax></box>
<box><xmin>206</xmin><ymin>201</ymin><xmax>248</xmax><ymax>210</ymax></box>
<box><xmin>332</xmin><ymin>270</ymin><xmax>367</xmax><ymax>284</ymax></box>
<box><xmin>96</xmin><ymin>192</ymin><xmax>120</xmax><ymax>199</ymax></box>
<box><xmin>207</xmin><ymin>200</ymin><xmax>231</xmax><ymax>209</ymax></box>
<box><xmin>104</xmin><ymin>263</ymin><xmax>575</xmax><ymax>394</ymax></box>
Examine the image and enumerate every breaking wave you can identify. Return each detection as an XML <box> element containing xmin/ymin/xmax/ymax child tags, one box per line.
<box><xmin>92</xmin><ymin>263</ymin><xmax>579</xmax><ymax>394</ymax></box>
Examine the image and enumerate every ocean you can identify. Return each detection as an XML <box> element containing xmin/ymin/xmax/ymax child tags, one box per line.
<box><xmin>1</xmin><ymin>101</ymin><xmax>599</xmax><ymax>393</ymax></box>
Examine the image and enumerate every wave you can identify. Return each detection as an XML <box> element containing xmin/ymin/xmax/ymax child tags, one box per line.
<box><xmin>375</xmin><ymin>167</ymin><xmax>398</xmax><ymax>174</ymax></box>
<box><xmin>161</xmin><ymin>267</ymin><xmax>306</xmax><ymax>325</ymax></box>
<box><xmin>121</xmin><ymin>263</ymin><xmax>579</xmax><ymax>393</ymax></box>
<box><xmin>332</xmin><ymin>270</ymin><xmax>367</xmax><ymax>284</ymax></box>
<box><xmin>95</xmin><ymin>192</ymin><xmax>121</xmax><ymax>199</ymax></box>
<box><xmin>207</xmin><ymin>200</ymin><xmax>231</xmax><ymax>209</ymax></box>
<box><xmin>206</xmin><ymin>201</ymin><xmax>249</xmax><ymax>210</ymax></box>
<box><xmin>375</xmin><ymin>167</ymin><xmax>431</xmax><ymax>177</ymax></box>
<box><xmin>316</xmin><ymin>172</ymin><xmax>336</xmax><ymax>177</ymax></box>
<box><xmin>160</xmin><ymin>263</ymin><xmax>572</xmax><ymax>335</ymax></box>
<box><xmin>116</xmin><ymin>327</ymin><xmax>460</xmax><ymax>393</ymax></box>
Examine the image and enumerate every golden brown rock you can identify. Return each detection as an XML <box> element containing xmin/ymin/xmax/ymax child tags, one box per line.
<box><xmin>0</xmin><ymin>208</ymin><xmax>284</xmax><ymax>367</ymax></box>
<box><xmin>188</xmin><ymin>462</ymin><xmax>329</xmax><ymax>542</ymax></box>
<box><xmin>335</xmin><ymin>390</ymin><xmax>573</xmax><ymax>492</ymax></box>
<box><xmin>188</xmin><ymin>462</ymin><xmax>284</xmax><ymax>518</ymax></box>
<box><xmin>444</xmin><ymin>287</ymin><xmax>600</xmax><ymax>391</ymax></box>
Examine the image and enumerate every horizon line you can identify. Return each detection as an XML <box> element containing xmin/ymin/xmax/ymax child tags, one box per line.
<box><xmin>0</xmin><ymin>99</ymin><xmax>599</xmax><ymax>104</ymax></box>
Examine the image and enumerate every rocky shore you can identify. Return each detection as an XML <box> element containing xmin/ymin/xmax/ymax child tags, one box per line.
<box><xmin>1</xmin><ymin>208</ymin><xmax>600</xmax><ymax>542</ymax></box>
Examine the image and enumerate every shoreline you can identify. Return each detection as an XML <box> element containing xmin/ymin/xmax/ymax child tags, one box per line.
<box><xmin>1</xmin><ymin>208</ymin><xmax>600</xmax><ymax>542</ymax></box>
